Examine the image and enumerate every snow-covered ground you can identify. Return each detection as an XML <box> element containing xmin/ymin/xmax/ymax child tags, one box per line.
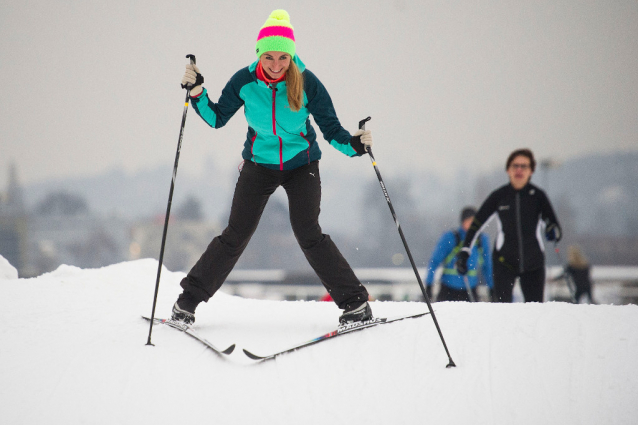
<box><xmin>1</xmin><ymin>258</ymin><xmax>637</xmax><ymax>425</ymax></box>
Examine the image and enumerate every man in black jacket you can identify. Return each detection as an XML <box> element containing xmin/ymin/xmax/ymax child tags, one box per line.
<box><xmin>456</xmin><ymin>149</ymin><xmax>561</xmax><ymax>302</ymax></box>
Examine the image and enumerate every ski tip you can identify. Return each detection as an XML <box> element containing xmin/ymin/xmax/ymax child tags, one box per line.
<box><xmin>242</xmin><ymin>348</ymin><xmax>266</xmax><ymax>360</ymax></box>
<box><xmin>222</xmin><ymin>344</ymin><xmax>236</xmax><ymax>355</ymax></box>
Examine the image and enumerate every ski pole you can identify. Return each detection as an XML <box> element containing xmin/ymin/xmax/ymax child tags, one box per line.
<box><xmin>463</xmin><ymin>276</ymin><xmax>476</xmax><ymax>302</ymax></box>
<box><xmin>146</xmin><ymin>54</ymin><xmax>197</xmax><ymax>346</ymax></box>
<box><xmin>553</xmin><ymin>242</ymin><xmax>577</xmax><ymax>303</ymax></box>
<box><xmin>359</xmin><ymin>116</ymin><xmax>456</xmax><ymax>368</ymax></box>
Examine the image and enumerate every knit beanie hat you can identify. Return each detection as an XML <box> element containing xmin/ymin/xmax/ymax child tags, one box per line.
<box><xmin>255</xmin><ymin>10</ymin><xmax>296</xmax><ymax>58</ymax></box>
<box><xmin>460</xmin><ymin>206</ymin><xmax>477</xmax><ymax>223</ymax></box>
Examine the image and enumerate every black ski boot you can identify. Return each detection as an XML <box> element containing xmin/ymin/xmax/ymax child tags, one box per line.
<box><xmin>339</xmin><ymin>301</ymin><xmax>373</xmax><ymax>324</ymax></box>
<box><xmin>170</xmin><ymin>292</ymin><xmax>199</xmax><ymax>326</ymax></box>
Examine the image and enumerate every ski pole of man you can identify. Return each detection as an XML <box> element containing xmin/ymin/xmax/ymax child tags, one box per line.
<box><xmin>145</xmin><ymin>54</ymin><xmax>197</xmax><ymax>347</ymax></box>
<box><xmin>463</xmin><ymin>276</ymin><xmax>477</xmax><ymax>302</ymax></box>
<box><xmin>360</xmin><ymin>116</ymin><xmax>456</xmax><ymax>368</ymax></box>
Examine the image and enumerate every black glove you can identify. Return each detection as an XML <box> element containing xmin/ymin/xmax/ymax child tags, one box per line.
<box><xmin>425</xmin><ymin>285</ymin><xmax>433</xmax><ymax>300</ymax></box>
<box><xmin>545</xmin><ymin>223</ymin><xmax>562</xmax><ymax>242</ymax></box>
<box><xmin>181</xmin><ymin>64</ymin><xmax>205</xmax><ymax>95</ymax></box>
<box><xmin>455</xmin><ymin>250</ymin><xmax>470</xmax><ymax>275</ymax></box>
<box><xmin>349</xmin><ymin>129</ymin><xmax>372</xmax><ymax>155</ymax></box>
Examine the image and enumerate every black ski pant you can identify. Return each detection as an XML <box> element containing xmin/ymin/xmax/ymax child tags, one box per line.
<box><xmin>179</xmin><ymin>160</ymin><xmax>369</xmax><ymax>311</ymax></box>
<box><xmin>492</xmin><ymin>260</ymin><xmax>545</xmax><ymax>303</ymax></box>
<box><xmin>574</xmin><ymin>284</ymin><xmax>593</xmax><ymax>304</ymax></box>
<box><xmin>437</xmin><ymin>285</ymin><xmax>478</xmax><ymax>302</ymax></box>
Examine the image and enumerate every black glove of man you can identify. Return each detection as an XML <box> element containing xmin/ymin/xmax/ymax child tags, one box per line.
<box><xmin>425</xmin><ymin>285</ymin><xmax>433</xmax><ymax>300</ymax></box>
<box><xmin>455</xmin><ymin>250</ymin><xmax>470</xmax><ymax>275</ymax></box>
<box><xmin>545</xmin><ymin>223</ymin><xmax>562</xmax><ymax>242</ymax></box>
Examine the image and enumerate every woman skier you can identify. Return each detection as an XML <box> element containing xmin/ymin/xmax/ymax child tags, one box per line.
<box><xmin>171</xmin><ymin>10</ymin><xmax>373</xmax><ymax>325</ymax></box>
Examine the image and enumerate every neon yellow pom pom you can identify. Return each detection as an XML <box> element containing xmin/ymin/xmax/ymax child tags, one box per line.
<box><xmin>261</xmin><ymin>9</ymin><xmax>293</xmax><ymax>29</ymax></box>
<box><xmin>270</xmin><ymin>10</ymin><xmax>290</xmax><ymax>21</ymax></box>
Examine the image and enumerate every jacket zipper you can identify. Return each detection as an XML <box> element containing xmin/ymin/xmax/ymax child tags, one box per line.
<box><xmin>515</xmin><ymin>192</ymin><xmax>524</xmax><ymax>273</ymax></box>
<box><xmin>270</xmin><ymin>83</ymin><xmax>283</xmax><ymax>170</ymax></box>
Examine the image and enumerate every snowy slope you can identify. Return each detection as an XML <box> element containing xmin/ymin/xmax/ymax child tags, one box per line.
<box><xmin>1</xmin><ymin>259</ymin><xmax>637</xmax><ymax>425</ymax></box>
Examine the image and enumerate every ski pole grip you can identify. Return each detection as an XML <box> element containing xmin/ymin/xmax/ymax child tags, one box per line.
<box><xmin>358</xmin><ymin>116</ymin><xmax>372</xmax><ymax>154</ymax></box>
<box><xmin>183</xmin><ymin>54</ymin><xmax>197</xmax><ymax>91</ymax></box>
<box><xmin>359</xmin><ymin>116</ymin><xmax>371</xmax><ymax>130</ymax></box>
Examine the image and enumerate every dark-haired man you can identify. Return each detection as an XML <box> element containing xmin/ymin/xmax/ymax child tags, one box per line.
<box><xmin>456</xmin><ymin>149</ymin><xmax>561</xmax><ymax>303</ymax></box>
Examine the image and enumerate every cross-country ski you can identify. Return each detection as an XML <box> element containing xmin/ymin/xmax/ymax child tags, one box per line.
<box><xmin>142</xmin><ymin>316</ymin><xmax>235</xmax><ymax>356</ymax></box>
<box><xmin>243</xmin><ymin>312</ymin><xmax>430</xmax><ymax>361</ymax></box>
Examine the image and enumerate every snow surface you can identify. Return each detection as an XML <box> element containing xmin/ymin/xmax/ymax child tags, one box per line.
<box><xmin>0</xmin><ymin>254</ymin><xmax>18</xmax><ymax>280</ymax></box>
<box><xmin>1</xmin><ymin>259</ymin><xmax>637</xmax><ymax>425</ymax></box>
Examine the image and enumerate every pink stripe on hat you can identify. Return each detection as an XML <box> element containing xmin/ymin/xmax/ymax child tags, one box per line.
<box><xmin>257</xmin><ymin>26</ymin><xmax>295</xmax><ymax>41</ymax></box>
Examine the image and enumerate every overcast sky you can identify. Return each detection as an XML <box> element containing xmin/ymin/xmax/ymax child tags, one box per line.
<box><xmin>1</xmin><ymin>0</ymin><xmax>637</xmax><ymax>190</ymax></box>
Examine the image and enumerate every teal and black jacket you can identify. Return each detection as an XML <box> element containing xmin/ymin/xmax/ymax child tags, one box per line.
<box><xmin>425</xmin><ymin>228</ymin><xmax>494</xmax><ymax>291</ymax></box>
<box><xmin>189</xmin><ymin>56</ymin><xmax>359</xmax><ymax>170</ymax></box>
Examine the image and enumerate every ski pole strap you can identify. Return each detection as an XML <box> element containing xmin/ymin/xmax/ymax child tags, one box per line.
<box><xmin>443</xmin><ymin>245</ymin><xmax>462</xmax><ymax>266</ymax></box>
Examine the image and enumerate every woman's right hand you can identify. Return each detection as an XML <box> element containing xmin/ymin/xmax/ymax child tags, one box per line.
<box><xmin>181</xmin><ymin>64</ymin><xmax>204</xmax><ymax>97</ymax></box>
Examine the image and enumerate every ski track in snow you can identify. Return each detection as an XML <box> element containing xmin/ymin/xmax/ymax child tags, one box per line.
<box><xmin>1</xmin><ymin>259</ymin><xmax>637</xmax><ymax>425</ymax></box>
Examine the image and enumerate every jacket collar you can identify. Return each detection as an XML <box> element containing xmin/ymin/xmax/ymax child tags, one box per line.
<box><xmin>256</xmin><ymin>61</ymin><xmax>286</xmax><ymax>84</ymax></box>
<box><xmin>509</xmin><ymin>181</ymin><xmax>534</xmax><ymax>193</ymax></box>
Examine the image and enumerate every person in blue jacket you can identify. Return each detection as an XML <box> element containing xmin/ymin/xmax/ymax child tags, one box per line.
<box><xmin>170</xmin><ymin>10</ymin><xmax>373</xmax><ymax>326</ymax></box>
<box><xmin>425</xmin><ymin>207</ymin><xmax>494</xmax><ymax>302</ymax></box>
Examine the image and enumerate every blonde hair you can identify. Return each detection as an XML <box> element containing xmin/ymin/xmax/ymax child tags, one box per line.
<box><xmin>568</xmin><ymin>245</ymin><xmax>589</xmax><ymax>268</ymax></box>
<box><xmin>285</xmin><ymin>60</ymin><xmax>304</xmax><ymax>112</ymax></box>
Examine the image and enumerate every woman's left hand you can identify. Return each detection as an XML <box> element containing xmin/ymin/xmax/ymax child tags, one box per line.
<box><xmin>350</xmin><ymin>129</ymin><xmax>373</xmax><ymax>155</ymax></box>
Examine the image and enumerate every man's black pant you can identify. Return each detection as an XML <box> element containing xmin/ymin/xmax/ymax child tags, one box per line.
<box><xmin>437</xmin><ymin>285</ymin><xmax>478</xmax><ymax>302</ymax></box>
<box><xmin>180</xmin><ymin>160</ymin><xmax>369</xmax><ymax>310</ymax></box>
<box><xmin>493</xmin><ymin>260</ymin><xmax>545</xmax><ymax>303</ymax></box>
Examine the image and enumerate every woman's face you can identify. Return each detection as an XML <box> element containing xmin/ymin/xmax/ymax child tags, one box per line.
<box><xmin>260</xmin><ymin>51</ymin><xmax>291</xmax><ymax>79</ymax></box>
<box><xmin>507</xmin><ymin>155</ymin><xmax>533</xmax><ymax>189</ymax></box>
